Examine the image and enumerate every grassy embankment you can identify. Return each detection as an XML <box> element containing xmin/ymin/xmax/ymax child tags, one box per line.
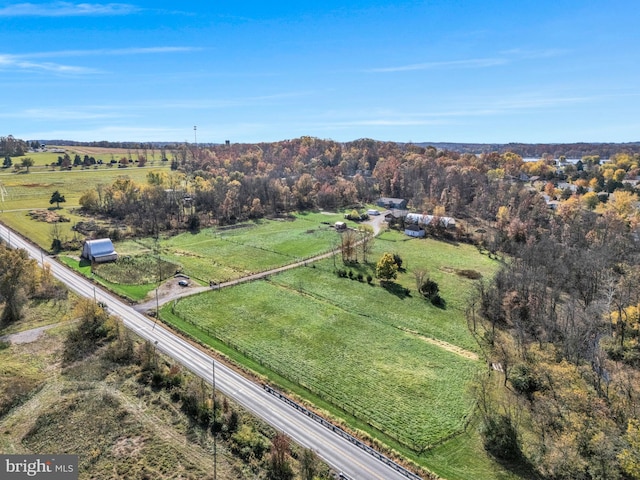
<box><xmin>0</xmin><ymin>297</ymin><xmax>332</xmax><ymax>479</ymax></box>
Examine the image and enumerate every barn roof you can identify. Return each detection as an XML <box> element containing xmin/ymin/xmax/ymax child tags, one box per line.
<box><xmin>85</xmin><ymin>238</ymin><xmax>116</xmax><ymax>257</ymax></box>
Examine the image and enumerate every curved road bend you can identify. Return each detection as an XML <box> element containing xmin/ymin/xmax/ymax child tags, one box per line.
<box><xmin>0</xmin><ymin>223</ymin><xmax>419</xmax><ymax>480</ymax></box>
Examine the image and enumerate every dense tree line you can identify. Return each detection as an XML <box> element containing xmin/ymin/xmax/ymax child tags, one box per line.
<box><xmin>469</xmin><ymin>158</ymin><xmax>640</xmax><ymax>478</ymax></box>
<box><xmin>0</xmin><ymin>135</ymin><xmax>28</xmax><ymax>157</ymax></box>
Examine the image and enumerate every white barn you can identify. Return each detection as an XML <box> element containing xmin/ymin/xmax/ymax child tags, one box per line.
<box><xmin>82</xmin><ymin>238</ymin><xmax>118</xmax><ymax>263</ymax></box>
<box><xmin>405</xmin><ymin>213</ymin><xmax>456</xmax><ymax>229</ymax></box>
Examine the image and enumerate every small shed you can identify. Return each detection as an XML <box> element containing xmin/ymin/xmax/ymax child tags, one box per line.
<box><xmin>82</xmin><ymin>238</ymin><xmax>118</xmax><ymax>263</ymax></box>
<box><xmin>404</xmin><ymin>224</ymin><xmax>426</xmax><ymax>238</ymax></box>
<box><xmin>335</xmin><ymin>221</ymin><xmax>347</xmax><ymax>230</ymax></box>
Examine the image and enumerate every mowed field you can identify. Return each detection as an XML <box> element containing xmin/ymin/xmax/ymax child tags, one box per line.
<box><xmin>128</xmin><ymin>212</ymin><xmax>349</xmax><ymax>284</ymax></box>
<box><xmin>168</xmin><ymin>229</ymin><xmax>500</xmax><ymax>454</ymax></box>
<box><xmin>0</xmin><ymin>149</ymin><xmax>171</xmax><ymax>248</ymax></box>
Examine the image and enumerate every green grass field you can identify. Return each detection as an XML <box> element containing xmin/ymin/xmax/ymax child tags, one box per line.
<box><xmin>173</xmin><ymin>279</ymin><xmax>480</xmax><ymax>450</ymax></box>
<box><xmin>0</xmin><ymin>164</ymin><xmax>170</xmax><ymax>211</ymax></box>
<box><xmin>167</xmin><ymin>231</ymin><xmax>500</xmax><ymax>452</ymax></box>
<box><xmin>130</xmin><ymin>212</ymin><xmax>352</xmax><ymax>283</ymax></box>
<box><xmin>0</xmin><ymin>162</ymin><xmax>171</xmax><ymax>250</ymax></box>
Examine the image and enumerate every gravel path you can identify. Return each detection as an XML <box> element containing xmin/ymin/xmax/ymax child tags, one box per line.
<box><xmin>0</xmin><ymin>323</ymin><xmax>59</xmax><ymax>345</ymax></box>
<box><xmin>134</xmin><ymin>211</ymin><xmax>390</xmax><ymax>313</ymax></box>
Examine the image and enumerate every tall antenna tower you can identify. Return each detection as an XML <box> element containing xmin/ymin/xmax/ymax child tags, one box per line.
<box><xmin>193</xmin><ymin>125</ymin><xmax>197</xmax><ymax>146</ymax></box>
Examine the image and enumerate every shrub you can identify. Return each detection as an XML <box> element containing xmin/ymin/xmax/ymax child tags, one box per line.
<box><xmin>393</xmin><ymin>253</ymin><xmax>403</xmax><ymax>270</ymax></box>
<box><xmin>62</xmin><ymin>300</ymin><xmax>112</xmax><ymax>363</ymax></box>
<box><xmin>509</xmin><ymin>363</ymin><xmax>540</xmax><ymax>397</ymax></box>
<box><xmin>187</xmin><ymin>213</ymin><xmax>200</xmax><ymax>232</ymax></box>
<box><xmin>420</xmin><ymin>279</ymin><xmax>439</xmax><ymax>299</ymax></box>
<box><xmin>366</xmin><ymin>274</ymin><xmax>373</xmax><ymax>284</ymax></box>
<box><xmin>431</xmin><ymin>294</ymin><xmax>445</xmax><ymax>309</ymax></box>
<box><xmin>231</xmin><ymin>425</ymin><xmax>268</xmax><ymax>461</ymax></box>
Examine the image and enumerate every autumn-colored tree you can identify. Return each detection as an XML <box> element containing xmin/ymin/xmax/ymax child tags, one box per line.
<box><xmin>582</xmin><ymin>191</ymin><xmax>599</xmax><ymax>210</ymax></box>
<box><xmin>376</xmin><ymin>252</ymin><xmax>398</xmax><ymax>282</ymax></box>
<box><xmin>603</xmin><ymin>190</ymin><xmax>638</xmax><ymax>219</ymax></box>
<box><xmin>267</xmin><ymin>432</ymin><xmax>293</xmax><ymax>480</ymax></box>
<box><xmin>619</xmin><ymin>419</ymin><xmax>640</xmax><ymax>479</ymax></box>
<box><xmin>0</xmin><ymin>246</ymin><xmax>37</xmax><ymax>326</ymax></box>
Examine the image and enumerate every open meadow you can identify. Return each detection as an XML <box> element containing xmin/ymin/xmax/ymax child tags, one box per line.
<box><xmin>0</xmin><ymin>151</ymin><xmax>171</xmax><ymax>249</ymax></box>
<box><xmin>159</xmin><ymin>228</ymin><xmax>508</xmax><ymax>478</ymax></box>
<box><xmin>134</xmin><ymin>212</ymin><xmax>349</xmax><ymax>283</ymax></box>
<box><xmin>0</xmin><ymin>182</ymin><xmax>517</xmax><ymax>478</ymax></box>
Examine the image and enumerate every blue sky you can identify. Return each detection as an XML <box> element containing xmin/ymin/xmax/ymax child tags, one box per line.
<box><xmin>0</xmin><ymin>1</ymin><xmax>638</xmax><ymax>144</ymax></box>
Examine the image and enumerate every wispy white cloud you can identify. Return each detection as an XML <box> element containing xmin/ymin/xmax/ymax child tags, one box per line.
<box><xmin>20</xmin><ymin>126</ymin><xmax>193</xmax><ymax>142</ymax></box>
<box><xmin>368</xmin><ymin>49</ymin><xmax>569</xmax><ymax>73</ymax></box>
<box><xmin>0</xmin><ymin>46</ymin><xmax>197</xmax><ymax>74</ymax></box>
<box><xmin>499</xmin><ymin>48</ymin><xmax>570</xmax><ymax>59</ymax></box>
<box><xmin>368</xmin><ymin>57</ymin><xmax>507</xmax><ymax>73</ymax></box>
<box><xmin>0</xmin><ymin>53</ymin><xmax>100</xmax><ymax>74</ymax></box>
<box><xmin>0</xmin><ymin>2</ymin><xmax>140</xmax><ymax>17</ymax></box>
<box><xmin>0</xmin><ymin>107</ymin><xmax>128</xmax><ymax>120</ymax></box>
<box><xmin>20</xmin><ymin>46</ymin><xmax>200</xmax><ymax>59</ymax></box>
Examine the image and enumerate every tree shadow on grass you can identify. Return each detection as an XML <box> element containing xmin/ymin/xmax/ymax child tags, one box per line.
<box><xmin>381</xmin><ymin>281</ymin><xmax>411</xmax><ymax>299</ymax></box>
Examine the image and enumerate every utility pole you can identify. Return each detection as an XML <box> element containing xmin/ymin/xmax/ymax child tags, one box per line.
<box><xmin>194</xmin><ymin>125</ymin><xmax>197</xmax><ymax>147</ymax></box>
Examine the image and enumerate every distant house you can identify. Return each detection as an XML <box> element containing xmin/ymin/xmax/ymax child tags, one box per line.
<box><xmin>335</xmin><ymin>221</ymin><xmax>347</xmax><ymax>230</ymax></box>
<box><xmin>404</xmin><ymin>224</ymin><xmax>425</xmax><ymax>238</ymax></box>
<box><xmin>377</xmin><ymin>197</ymin><xmax>408</xmax><ymax>209</ymax></box>
<box><xmin>82</xmin><ymin>238</ymin><xmax>118</xmax><ymax>263</ymax></box>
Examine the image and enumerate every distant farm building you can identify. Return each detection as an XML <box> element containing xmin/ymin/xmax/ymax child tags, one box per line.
<box><xmin>376</xmin><ymin>197</ymin><xmax>408</xmax><ymax>209</ymax></box>
<box><xmin>405</xmin><ymin>213</ymin><xmax>456</xmax><ymax>229</ymax></box>
<box><xmin>335</xmin><ymin>221</ymin><xmax>347</xmax><ymax>230</ymax></box>
<box><xmin>82</xmin><ymin>238</ymin><xmax>118</xmax><ymax>263</ymax></box>
<box><xmin>404</xmin><ymin>224</ymin><xmax>426</xmax><ymax>238</ymax></box>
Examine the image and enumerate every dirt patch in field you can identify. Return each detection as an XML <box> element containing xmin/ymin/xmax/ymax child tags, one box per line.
<box><xmin>439</xmin><ymin>266</ymin><xmax>483</xmax><ymax>280</ymax></box>
<box><xmin>112</xmin><ymin>435</ymin><xmax>145</xmax><ymax>457</ymax></box>
<box><xmin>23</xmin><ymin>183</ymin><xmax>52</xmax><ymax>188</ymax></box>
<box><xmin>28</xmin><ymin>209</ymin><xmax>70</xmax><ymax>223</ymax></box>
<box><xmin>398</xmin><ymin>326</ymin><xmax>479</xmax><ymax>361</ymax></box>
<box><xmin>67</xmin><ymin>147</ymin><xmax>131</xmax><ymax>156</ymax></box>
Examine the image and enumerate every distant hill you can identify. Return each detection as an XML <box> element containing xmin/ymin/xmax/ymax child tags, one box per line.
<box><xmin>414</xmin><ymin>141</ymin><xmax>640</xmax><ymax>158</ymax></box>
<box><xmin>33</xmin><ymin>137</ymin><xmax>640</xmax><ymax>160</ymax></box>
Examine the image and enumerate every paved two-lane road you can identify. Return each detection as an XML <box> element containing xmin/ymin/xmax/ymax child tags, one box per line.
<box><xmin>0</xmin><ymin>222</ymin><xmax>420</xmax><ymax>480</ymax></box>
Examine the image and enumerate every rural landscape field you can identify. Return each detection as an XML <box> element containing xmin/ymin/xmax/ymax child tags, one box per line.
<box><xmin>0</xmin><ymin>144</ymin><xmax>521</xmax><ymax>479</ymax></box>
<box><xmin>3</xmin><ymin>133</ymin><xmax>640</xmax><ymax>480</ymax></box>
